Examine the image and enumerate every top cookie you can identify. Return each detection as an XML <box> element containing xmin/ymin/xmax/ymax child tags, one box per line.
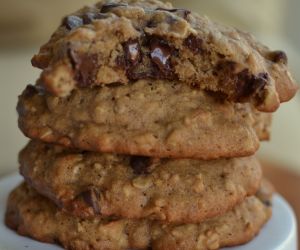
<box><xmin>31</xmin><ymin>0</ymin><xmax>298</xmax><ymax>112</ymax></box>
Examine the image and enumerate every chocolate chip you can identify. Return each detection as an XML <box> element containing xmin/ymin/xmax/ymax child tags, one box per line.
<box><xmin>68</xmin><ymin>49</ymin><xmax>98</xmax><ymax>87</ymax></box>
<box><xmin>81</xmin><ymin>189</ymin><xmax>101</xmax><ymax>214</ymax></box>
<box><xmin>156</xmin><ymin>8</ymin><xmax>191</xmax><ymax>19</ymax></box>
<box><xmin>100</xmin><ymin>3</ymin><xmax>127</xmax><ymax>13</ymax></box>
<box><xmin>108</xmin><ymin>82</ymin><xmax>123</xmax><ymax>88</ymax></box>
<box><xmin>123</xmin><ymin>39</ymin><xmax>142</xmax><ymax>66</ymax></box>
<box><xmin>22</xmin><ymin>85</ymin><xmax>38</xmax><ymax>98</ymax></box>
<box><xmin>215</xmin><ymin>60</ymin><xmax>237</xmax><ymax>72</ymax></box>
<box><xmin>269</xmin><ymin>50</ymin><xmax>288</xmax><ymax>64</ymax></box>
<box><xmin>184</xmin><ymin>34</ymin><xmax>203</xmax><ymax>54</ymax></box>
<box><xmin>263</xmin><ymin>200</ymin><xmax>272</xmax><ymax>207</ymax></box>
<box><xmin>150</xmin><ymin>37</ymin><xmax>174</xmax><ymax>75</ymax></box>
<box><xmin>147</xmin><ymin>20</ymin><xmax>158</xmax><ymax>29</ymax></box>
<box><xmin>130</xmin><ymin>156</ymin><xmax>151</xmax><ymax>175</ymax></box>
<box><xmin>118</xmin><ymin>36</ymin><xmax>177</xmax><ymax>81</ymax></box>
<box><xmin>62</xmin><ymin>15</ymin><xmax>83</xmax><ymax>30</ymax></box>
<box><xmin>235</xmin><ymin>70</ymin><xmax>269</xmax><ymax>101</ymax></box>
<box><xmin>214</xmin><ymin>60</ymin><xmax>269</xmax><ymax>102</ymax></box>
<box><xmin>82</xmin><ymin>12</ymin><xmax>107</xmax><ymax>24</ymax></box>
<box><xmin>23</xmin><ymin>84</ymin><xmax>46</xmax><ymax>97</ymax></box>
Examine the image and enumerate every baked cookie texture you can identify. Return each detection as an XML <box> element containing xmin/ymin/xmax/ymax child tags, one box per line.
<box><xmin>8</xmin><ymin>0</ymin><xmax>291</xmax><ymax>248</ymax></box>
<box><xmin>17</xmin><ymin>81</ymin><xmax>272</xmax><ymax>159</ymax></box>
<box><xmin>31</xmin><ymin>0</ymin><xmax>298</xmax><ymax>112</ymax></box>
<box><xmin>6</xmin><ymin>183</ymin><xmax>272</xmax><ymax>250</ymax></box>
<box><xmin>19</xmin><ymin>140</ymin><xmax>262</xmax><ymax>223</ymax></box>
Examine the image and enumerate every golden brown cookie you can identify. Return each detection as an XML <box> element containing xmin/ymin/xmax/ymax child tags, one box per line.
<box><xmin>20</xmin><ymin>140</ymin><xmax>262</xmax><ymax>223</ymax></box>
<box><xmin>6</xmin><ymin>183</ymin><xmax>272</xmax><ymax>250</ymax></box>
<box><xmin>17</xmin><ymin>81</ymin><xmax>271</xmax><ymax>159</ymax></box>
<box><xmin>31</xmin><ymin>0</ymin><xmax>298</xmax><ymax>111</ymax></box>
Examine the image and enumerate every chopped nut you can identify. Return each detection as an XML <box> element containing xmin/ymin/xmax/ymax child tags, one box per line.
<box><xmin>193</xmin><ymin>179</ymin><xmax>204</xmax><ymax>193</ymax></box>
<box><xmin>195</xmin><ymin>173</ymin><xmax>203</xmax><ymax>180</ymax></box>
<box><xmin>170</xmin><ymin>174</ymin><xmax>180</xmax><ymax>183</ymax></box>
<box><xmin>197</xmin><ymin>234</ymin><xmax>206</xmax><ymax>249</ymax></box>
<box><xmin>160</xmin><ymin>170</ymin><xmax>171</xmax><ymax>180</ymax></box>
<box><xmin>123</xmin><ymin>184</ymin><xmax>134</xmax><ymax>197</ymax></box>
<box><xmin>132</xmin><ymin>176</ymin><xmax>153</xmax><ymax>189</ymax></box>
<box><xmin>154</xmin><ymin>179</ymin><xmax>163</xmax><ymax>187</ymax></box>
<box><xmin>155</xmin><ymin>198</ymin><xmax>167</xmax><ymax>207</ymax></box>
<box><xmin>40</xmin><ymin>129</ymin><xmax>53</xmax><ymax>139</ymax></box>
<box><xmin>93</xmin><ymin>163</ymin><xmax>102</xmax><ymax>170</ymax></box>
<box><xmin>225</xmin><ymin>180</ymin><xmax>236</xmax><ymax>193</ymax></box>
<box><xmin>206</xmin><ymin>230</ymin><xmax>220</xmax><ymax>250</ymax></box>
<box><xmin>76</xmin><ymin>222</ymin><xmax>85</xmax><ymax>233</ymax></box>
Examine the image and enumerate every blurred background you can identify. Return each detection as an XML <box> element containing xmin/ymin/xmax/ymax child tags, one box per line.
<box><xmin>0</xmin><ymin>0</ymin><xmax>299</xmax><ymax>177</ymax></box>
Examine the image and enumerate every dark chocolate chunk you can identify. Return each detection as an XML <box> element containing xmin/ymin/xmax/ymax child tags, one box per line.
<box><xmin>108</xmin><ymin>82</ymin><xmax>123</xmax><ymax>88</ymax></box>
<box><xmin>63</xmin><ymin>15</ymin><xmax>83</xmax><ymax>30</ymax></box>
<box><xmin>22</xmin><ymin>85</ymin><xmax>38</xmax><ymax>98</ymax></box>
<box><xmin>205</xmin><ymin>90</ymin><xmax>227</xmax><ymax>103</ymax></box>
<box><xmin>215</xmin><ymin>60</ymin><xmax>237</xmax><ymax>72</ymax></box>
<box><xmin>119</xmin><ymin>36</ymin><xmax>177</xmax><ymax>81</ymax></box>
<box><xmin>156</xmin><ymin>8</ymin><xmax>191</xmax><ymax>19</ymax></box>
<box><xmin>130</xmin><ymin>156</ymin><xmax>151</xmax><ymax>175</ymax></box>
<box><xmin>81</xmin><ymin>189</ymin><xmax>101</xmax><ymax>214</ymax></box>
<box><xmin>123</xmin><ymin>39</ymin><xmax>142</xmax><ymax>66</ymax></box>
<box><xmin>269</xmin><ymin>50</ymin><xmax>288</xmax><ymax>64</ymax></box>
<box><xmin>184</xmin><ymin>34</ymin><xmax>203</xmax><ymax>54</ymax></box>
<box><xmin>147</xmin><ymin>19</ymin><xmax>158</xmax><ymax>29</ymax></box>
<box><xmin>215</xmin><ymin>61</ymin><xmax>269</xmax><ymax>102</ymax></box>
<box><xmin>150</xmin><ymin>37</ymin><xmax>173</xmax><ymax>75</ymax></box>
<box><xmin>100</xmin><ymin>3</ymin><xmax>127</xmax><ymax>13</ymax></box>
<box><xmin>68</xmin><ymin>49</ymin><xmax>98</xmax><ymax>87</ymax></box>
<box><xmin>235</xmin><ymin>70</ymin><xmax>269</xmax><ymax>101</ymax></box>
<box><xmin>263</xmin><ymin>200</ymin><xmax>272</xmax><ymax>207</ymax></box>
<box><xmin>82</xmin><ymin>12</ymin><xmax>108</xmax><ymax>24</ymax></box>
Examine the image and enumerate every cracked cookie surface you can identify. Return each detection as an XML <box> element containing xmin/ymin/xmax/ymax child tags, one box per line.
<box><xmin>32</xmin><ymin>0</ymin><xmax>298</xmax><ymax>111</ymax></box>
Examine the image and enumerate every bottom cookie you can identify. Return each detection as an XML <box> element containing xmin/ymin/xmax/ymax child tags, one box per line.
<box><xmin>6</xmin><ymin>183</ymin><xmax>272</xmax><ymax>250</ymax></box>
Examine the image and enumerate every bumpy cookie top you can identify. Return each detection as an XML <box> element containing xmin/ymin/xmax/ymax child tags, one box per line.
<box><xmin>32</xmin><ymin>0</ymin><xmax>298</xmax><ymax>111</ymax></box>
<box><xmin>6</xmin><ymin>183</ymin><xmax>272</xmax><ymax>250</ymax></box>
<box><xmin>19</xmin><ymin>140</ymin><xmax>262</xmax><ymax>223</ymax></box>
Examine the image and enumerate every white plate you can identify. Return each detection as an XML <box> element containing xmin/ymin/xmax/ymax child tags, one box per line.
<box><xmin>0</xmin><ymin>174</ymin><xmax>297</xmax><ymax>250</ymax></box>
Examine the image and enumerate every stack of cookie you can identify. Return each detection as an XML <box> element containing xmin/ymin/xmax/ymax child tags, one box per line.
<box><xmin>6</xmin><ymin>0</ymin><xmax>298</xmax><ymax>249</ymax></box>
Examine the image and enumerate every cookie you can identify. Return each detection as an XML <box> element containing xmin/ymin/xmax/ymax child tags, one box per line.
<box><xmin>31</xmin><ymin>0</ymin><xmax>298</xmax><ymax>112</ymax></box>
<box><xmin>19</xmin><ymin>140</ymin><xmax>262</xmax><ymax>223</ymax></box>
<box><xmin>6</xmin><ymin>183</ymin><xmax>272</xmax><ymax>250</ymax></box>
<box><xmin>17</xmin><ymin>81</ymin><xmax>271</xmax><ymax>159</ymax></box>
